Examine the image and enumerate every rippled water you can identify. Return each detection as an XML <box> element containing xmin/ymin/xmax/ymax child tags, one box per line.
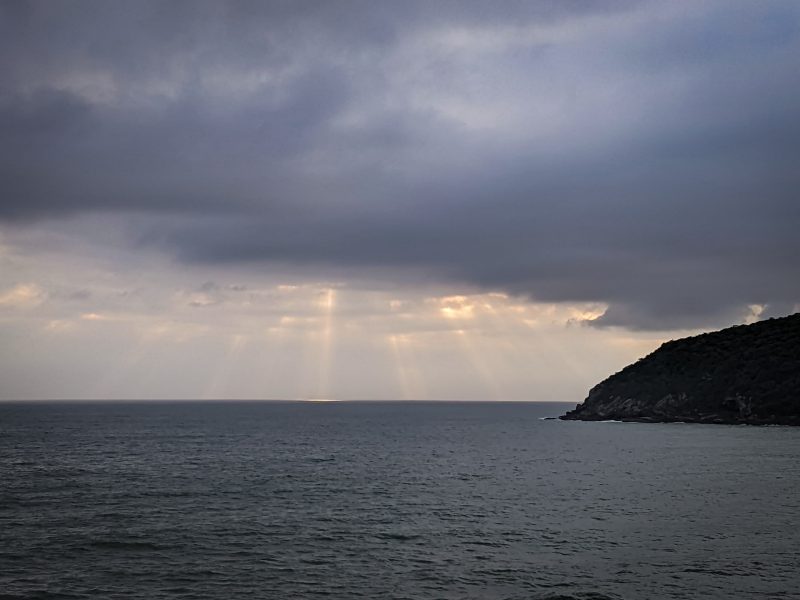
<box><xmin>2</xmin><ymin>401</ymin><xmax>799</xmax><ymax>599</ymax></box>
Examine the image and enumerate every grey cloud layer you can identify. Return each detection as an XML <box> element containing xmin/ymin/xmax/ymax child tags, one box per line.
<box><xmin>1</xmin><ymin>0</ymin><xmax>799</xmax><ymax>329</ymax></box>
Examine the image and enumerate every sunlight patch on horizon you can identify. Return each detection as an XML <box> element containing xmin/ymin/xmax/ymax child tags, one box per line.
<box><xmin>303</xmin><ymin>397</ymin><xmax>342</xmax><ymax>402</ymax></box>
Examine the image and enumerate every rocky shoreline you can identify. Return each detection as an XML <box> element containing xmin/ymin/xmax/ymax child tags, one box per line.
<box><xmin>560</xmin><ymin>313</ymin><xmax>800</xmax><ymax>425</ymax></box>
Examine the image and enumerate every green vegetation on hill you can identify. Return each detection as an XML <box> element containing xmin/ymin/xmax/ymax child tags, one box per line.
<box><xmin>561</xmin><ymin>313</ymin><xmax>800</xmax><ymax>424</ymax></box>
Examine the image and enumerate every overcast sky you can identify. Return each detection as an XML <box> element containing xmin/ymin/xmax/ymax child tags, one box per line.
<box><xmin>1</xmin><ymin>0</ymin><xmax>798</xmax><ymax>400</ymax></box>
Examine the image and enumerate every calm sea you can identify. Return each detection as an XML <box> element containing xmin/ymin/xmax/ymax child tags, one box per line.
<box><xmin>1</xmin><ymin>401</ymin><xmax>799</xmax><ymax>599</ymax></box>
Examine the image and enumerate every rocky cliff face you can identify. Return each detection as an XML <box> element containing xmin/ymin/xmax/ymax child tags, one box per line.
<box><xmin>561</xmin><ymin>313</ymin><xmax>800</xmax><ymax>425</ymax></box>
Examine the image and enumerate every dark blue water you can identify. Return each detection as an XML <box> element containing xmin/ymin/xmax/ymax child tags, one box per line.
<box><xmin>1</xmin><ymin>401</ymin><xmax>799</xmax><ymax>599</ymax></box>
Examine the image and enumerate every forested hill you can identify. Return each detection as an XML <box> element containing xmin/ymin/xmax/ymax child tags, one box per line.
<box><xmin>561</xmin><ymin>313</ymin><xmax>800</xmax><ymax>425</ymax></box>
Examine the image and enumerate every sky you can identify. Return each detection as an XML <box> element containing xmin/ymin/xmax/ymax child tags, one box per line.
<box><xmin>1</xmin><ymin>0</ymin><xmax>799</xmax><ymax>401</ymax></box>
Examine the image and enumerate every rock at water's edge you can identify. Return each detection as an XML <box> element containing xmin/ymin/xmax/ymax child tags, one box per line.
<box><xmin>560</xmin><ymin>313</ymin><xmax>800</xmax><ymax>425</ymax></box>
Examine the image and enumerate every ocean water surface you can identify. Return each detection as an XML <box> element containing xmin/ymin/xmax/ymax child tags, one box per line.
<box><xmin>1</xmin><ymin>401</ymin><xmax>799</xmax><ymax>599</ymax></box>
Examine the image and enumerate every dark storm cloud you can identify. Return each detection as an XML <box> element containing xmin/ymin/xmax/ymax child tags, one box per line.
<box><xmin>1</xmin><ymin>0</ymin><xmax>799</xmax><ymax>329</ymax></box>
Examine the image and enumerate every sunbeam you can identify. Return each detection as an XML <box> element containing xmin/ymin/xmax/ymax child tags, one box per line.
<box><xmin>203</xmin><ymin>333</ymin><xmax>248</xmax><ymax>400</ymax></box>
<box><xmin>313</xmin><ymin>288</ymin><xmax>336</xmax><ymax>400</ymax></box>
<box><xmin>387</xmin><ymin>333</ymin><xmax>427</xmax><ymax>400</ymax></box>
<box><xmin>452</xmin><ymin>328</ymin><xmax>507</xmax><ymax>401</ymax></box>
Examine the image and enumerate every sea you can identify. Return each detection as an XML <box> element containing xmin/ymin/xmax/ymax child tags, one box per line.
<box><xmin>1</xmin><ymin>401</ymin><xmax>799</xmax><ymax>600</ymax></box>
